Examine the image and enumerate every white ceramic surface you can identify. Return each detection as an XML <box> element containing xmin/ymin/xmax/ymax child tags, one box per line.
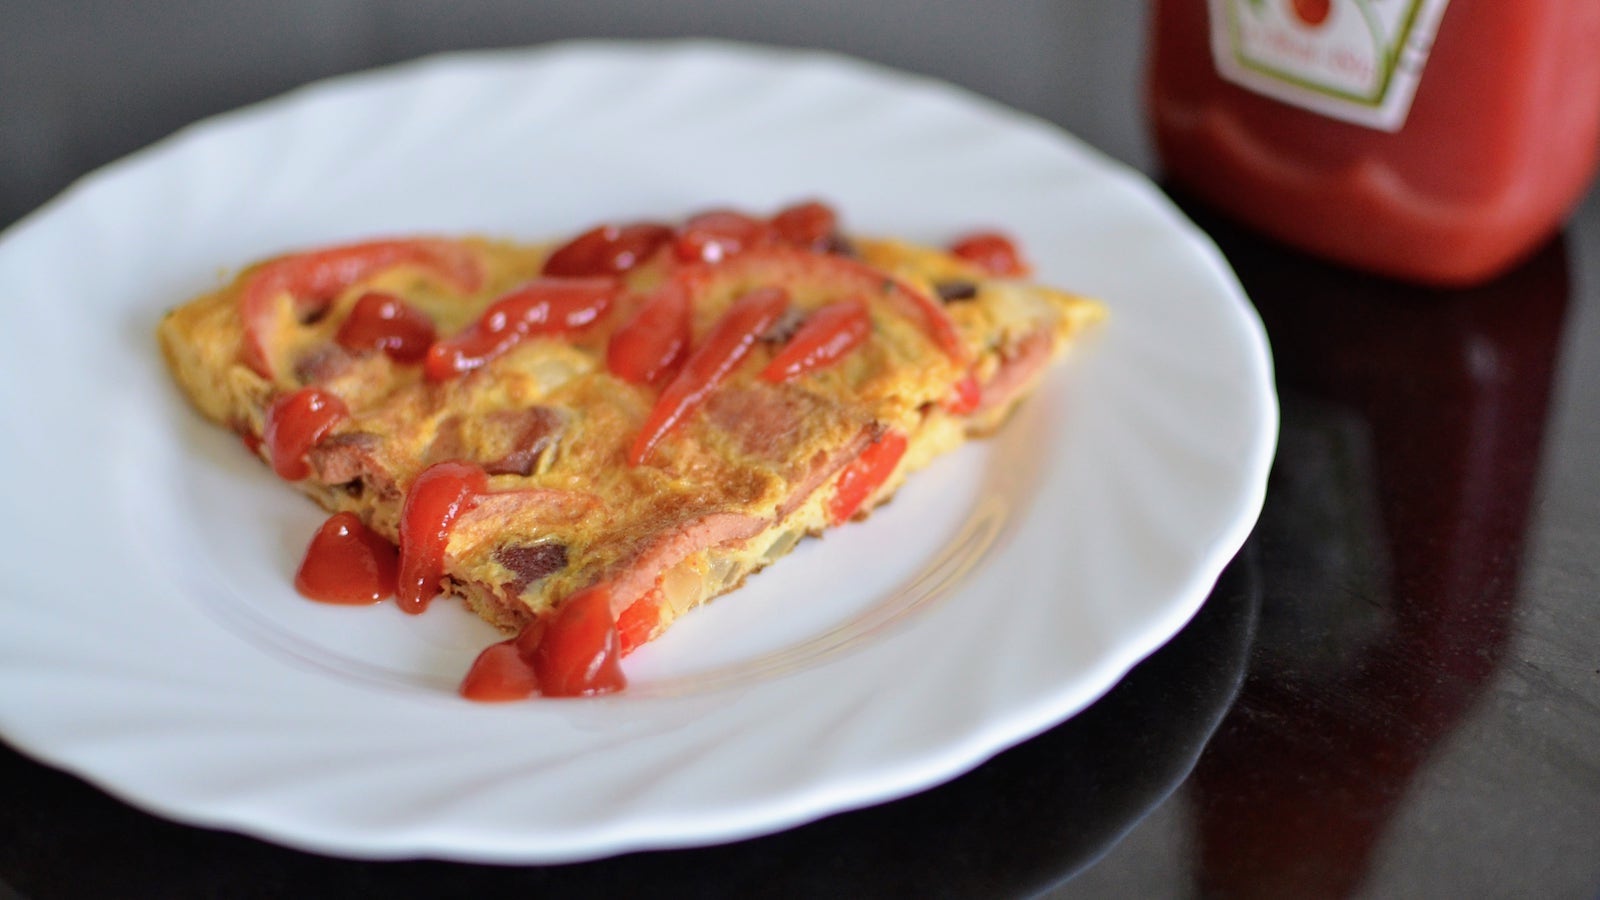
<box><xmin>0</xmin><ymin>41</ymin><xmax>1276</xmax><ymax>862</ymax></box>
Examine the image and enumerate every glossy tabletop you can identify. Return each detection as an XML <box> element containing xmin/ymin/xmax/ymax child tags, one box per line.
<box><xmin>2</xmin><ymin>4</ymin><xmax>1598</xmax><ymax>897</ymax></box>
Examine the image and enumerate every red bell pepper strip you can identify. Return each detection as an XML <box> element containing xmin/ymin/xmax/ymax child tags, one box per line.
<box><xmin>760</xmin><ymin>297</ymin><xmax>871</xmax><ymax>382</ymax></box>
<box><xmin>238</xmin><ymin>239</ymin><xmax>481</xmax><ymax>380</ymax></box>
<box><xmin>943</xmin><ymin>371</ymin><xmax>983</xmax><ymax>415</ymax></box>
<box><xmin>629</xmin><ymin>286</ymin><xmax>790</xmax><ymax>466</ymax></box>
<box><xmin>615</xmin><ymin>586</ymin><xmax>664</xmax><ymax>656</ymax></box>
<box><xmin>828</xmin><ymin>430</ymin><xmax>909</xmax><ymax>525</ymax></box>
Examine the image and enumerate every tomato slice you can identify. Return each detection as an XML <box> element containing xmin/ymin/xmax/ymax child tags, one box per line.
<box><xmin>542</xmin><ymin>222</ymin><xmax>674</xmax><ymax>277</ymax></box>
<box><xmin>949</xmin><ymin>231</ymin><xmax>1030</xmax><ymax>277</ymax></box>
<box><xmin>606</xmin><ymin>281</ymin><xmax>691</xmax><ymax>386</ymax></box>
<box><xmin>396</xmin><ymin>461</ymin><xmax>488</xmax><ymax>614</ymax></box>
<box><xmin>424</xmin><ymin>277</ymin><xmax>618</xmax><ymax>380</ymax></box>
<box><xmin>680</xmin><ymin>247</ymin><xmax>968</xmax><ymax>365</ymax></box>
<box><xmin>629</xmin><ymin>286</ymin><xmax>790</xmax><ymax>465</ymax></box>
<box><xmin>262</xmin><ymin>387</ymin><xmax>349</xmax><ymax>481</ymax></box>
<box><xmin>335</xmin><ymin>291</ymin><xmax>437</xmax><ymax>363</ymax></box>
<box><xmin>532</xmin><ymin>585</ymin><xmax>627</xmax><ymax>696</ymax></box>
<box><xmin>759</xmin><ymin>297</ymin><xmax>870</xmax><ymax>382</ymax></box>
<box><xmin>770</xmin><ymin>200</ymin><xmax>839</xmax><ymax>252</ymax></box>
<box><xmin>294</xmin><ymin>512</ymin><xmax>398</xmax><ymax>604</ymax></box>
<box><xmin>828</xmin><ymin>430</ymin><xmax>909</xmax><ymax>525</ymax></box>
<box><xmin>674</xmin><ymin>209</ymin><xmax>773</xmax><ymax>264</ymax></box>
<box><xmin>239</xmin><ymin>239</ymin><xmax>481</xmax><ymax>380</ymax></box>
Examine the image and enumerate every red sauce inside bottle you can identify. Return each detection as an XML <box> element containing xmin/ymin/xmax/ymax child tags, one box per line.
<box><xmin>1148</xmin><ymin>1</ymin><xmax>1600</xmax><ymax>285</ymax></box>
<box><xmin>294</xmin><ymin>512</ymin><xmax>399</xmax><ymax>604</ymax></box>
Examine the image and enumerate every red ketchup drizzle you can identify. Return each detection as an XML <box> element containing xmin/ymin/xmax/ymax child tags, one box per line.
<box><xmin>541</xmin><ymin>222</ymin><xmax>674</xmax><ymax>277</ymax></box>
<box><xmin>424</xmin><ymin>278</ymin><xmax>618</xmax><ymax>380</ymax></box>
<box><xmin>396</xmin><ymin>461</ymin><xmax>488</xmax><ymax>614</ymax></box>
<box><xmin>294</xmin><ymin>512</ymin><xmax>399</xmax><ymax>604</ymax></box>
<box><xmin>532</xmin><ymin>585</ymin><xmax>627</xmax><ymax>696</ymax></box>
<box><xmin>628</xmin><ymin>286</ymin><xmax>790</xmax><ymax>466</ymax></box>
<box><xmin>949</xmin><ymin>231</ymin><xmax>1030</xmax><ymax>277</ymax></box>
<box><xmin>263</xmin><ymin>387</ymin><xmax>349</xmax><ymax>481</ymax></box>
<box><xmin>458</xmin><ymin>586</ymin><xmax>627</xmax><ymax>700</ymax></box>
<box><xmin>458</xmin><ymin>638</ymin><xmax>541</xmax><ymax>702</ymax></box>
<box><xmin>759</xmin><ymin>297</ymin><xmax>870</xmax><ymax>382</ymax></box>
<box><xmin>674</xmin><ymin>209</ymin><xmax>773</xmax><ymax>264</ymax></box>
<box><xmin>335</xmin><ymin>291</ymin><xmax>437</xmax><ymax>363</ymax></box>
<box><xmin>770</xmin><ymin>200</ymin><xmax>839</xmax><ymax>252</ymax></box>
<box><xmin>606</xmin><ymin>281</ymin><xmax>692</xmax><ymax>387</ymax></box>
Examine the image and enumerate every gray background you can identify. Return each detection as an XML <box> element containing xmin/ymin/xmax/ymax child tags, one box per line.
<box><xmin>1</xmin><ymin>1</ymin><xmax>1152</xmax><ymax>230</ymax></box>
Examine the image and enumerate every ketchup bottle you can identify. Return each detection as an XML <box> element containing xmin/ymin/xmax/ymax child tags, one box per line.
<box><xmin>1147</xmin><ymin>1</ymin><xmax>1600</xmax><ymax>286</ymax></box>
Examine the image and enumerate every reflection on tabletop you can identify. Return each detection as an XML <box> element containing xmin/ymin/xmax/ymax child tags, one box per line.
<box><xmin>1175</xmin><ymin>195</ymin><xmax>1569</xmax><ymax>899</ymax></box>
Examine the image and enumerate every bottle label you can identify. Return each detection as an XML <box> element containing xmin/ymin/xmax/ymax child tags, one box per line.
<box><xmin>1208</xmin><ymin>0</ymin><xmax>1452</xmax><ymax>132</ymax></box>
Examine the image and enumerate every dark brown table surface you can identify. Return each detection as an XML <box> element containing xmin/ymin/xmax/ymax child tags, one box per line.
<box><xmin>3</xmin><ymin>5</ymin><xmax>1597</xmax><ymax>898</ymax></box>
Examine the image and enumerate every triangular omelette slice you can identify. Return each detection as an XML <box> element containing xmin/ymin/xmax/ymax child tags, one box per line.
<box><xmin>158</xmin><ymin>203</ymin><xmax>1104</xmax><ymax>697</ymax></box>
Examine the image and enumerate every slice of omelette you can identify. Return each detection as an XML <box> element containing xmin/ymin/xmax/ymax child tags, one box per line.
<box><xmin>158</xmin><ymin>203</ymin><xmax>1104</xmax><ymax>697</ymax></box>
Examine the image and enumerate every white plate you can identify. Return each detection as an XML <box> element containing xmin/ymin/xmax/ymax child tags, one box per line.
<box><xmin>0</xmin><ymin>41</ymin><xmax>1275</xmax><ymax>863</ymax></box>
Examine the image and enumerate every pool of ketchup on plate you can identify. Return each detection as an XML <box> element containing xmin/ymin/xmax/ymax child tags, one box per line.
<box><xmin>294</xmin><ymin>512</ymin><xmax>398</xmax><ymax>605</ymax></box>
